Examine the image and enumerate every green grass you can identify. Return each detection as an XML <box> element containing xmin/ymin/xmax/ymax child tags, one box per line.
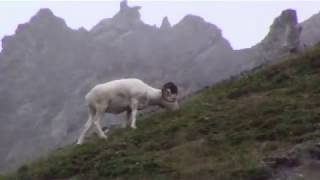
<box><xmin>3</xmin><ymin>46</ymin><xmax>320</xmax><ymax>180</ymax></box>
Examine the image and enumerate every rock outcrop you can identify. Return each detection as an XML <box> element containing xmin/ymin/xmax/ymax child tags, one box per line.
<box><xmin>258</xmin><ymin>9</ymin><xmax>301</xmax><ymax>53</ymax></box>
<box><xmin>236</xmin><ymin>9</ymin><xmax>302</xmax><ymax>72</ymax></box>
<box><xmin>160</xmin><ymin>16</ymin><xmax>171</xmax><ymax>30</ymax></box>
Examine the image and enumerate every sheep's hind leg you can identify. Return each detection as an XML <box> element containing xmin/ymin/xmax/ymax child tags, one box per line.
<box><xmin>94</xmin><ymin>110</ymin><xmax>108</xmax><ymax>140</ymax></box>
<box><xmin>125</xmin><ymin>109</ymin><xmax>132</xmax><ymax>128</ymax></box>
<box><xmin>77</xmin><ymin>107</ymin><xmax>95</xmax><ymax>144</ymax></box>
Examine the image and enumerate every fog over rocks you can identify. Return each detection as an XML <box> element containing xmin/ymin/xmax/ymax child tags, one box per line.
<box><xmin>0</xmin><ymin>1</ymin><xmax>316</xmax><ymax>172</ymax></box>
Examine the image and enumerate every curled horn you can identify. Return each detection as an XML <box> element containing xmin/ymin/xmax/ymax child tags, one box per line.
<box><xmin>162</xmin><ymin>82</ymin><xmax>178</xmax><ymax>102</ymax></box>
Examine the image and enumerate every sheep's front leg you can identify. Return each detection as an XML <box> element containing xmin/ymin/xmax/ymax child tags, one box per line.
<box><xmin>130</xmin><ymin>99</ymin><xmax>139</xmax><ymax>129</ymax></box>
<box><xmin>77</xmin><ymin>115</ymin><xmax>93</xmax><ymax>144</ymax></box>
<box><xmin>77</xmin><ymin>107</ymin><xmax>95</xmax><ymax>144</ymax></box>
<box><xmin>130</xmin><ymin>109</ymin><xmax>138</xmax><ymax>129</ymax></box>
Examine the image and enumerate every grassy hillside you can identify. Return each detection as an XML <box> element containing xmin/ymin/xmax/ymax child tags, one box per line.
<box><xmin>2</xmin><ymin>45</ymin><xmax>320</xmax><ymax>180</ymax></box>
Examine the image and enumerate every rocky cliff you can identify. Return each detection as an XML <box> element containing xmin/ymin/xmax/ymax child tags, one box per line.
<box><xmin>0</xmin><ymin>1</ymin><xmax>305</xmax><ymax>172</ymax></box>
<box><xmin>300</xmin><ymin>11</ymin><xmax>320</xmax><ymax>46</ymax></box>
<box><xmin>234</xmin><ymin>9</ymin><xmax>302</xmax><ymax>73</ymax></box>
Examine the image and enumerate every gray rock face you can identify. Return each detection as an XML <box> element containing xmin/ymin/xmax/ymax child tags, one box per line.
<box><xmin>260</xmin><ymin>9</ymin><xmax>301</xmax><ymax>52</ymax></box>
<box><xmin>300</xmin><ymin>11</ymin><xmax>320</xmax><ymax>47</ymax></box>
<box><xmin>0</xmin><ymin>2</ymin><xmax>305</xmax><ymax>172</ymax></box>
<box><xmin>0</xmin><ymin>8</ymin><xmax>92</xmax><ymax>172</ymax></box>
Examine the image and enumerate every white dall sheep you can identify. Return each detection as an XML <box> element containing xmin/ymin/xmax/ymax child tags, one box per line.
<box><xmin>77</xmin><ymin>78</ymin><xmax>179</xmax><ymax>144</ymax></box>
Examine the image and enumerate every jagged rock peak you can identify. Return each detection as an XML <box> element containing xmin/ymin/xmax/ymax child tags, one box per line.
<box><xmin>160</xmin><ymin>16</ymin><xmax>171</xmax><ymax>30</ymax></box>
<box><xmin>30</xmin><ymin>8</ymin><xmax>65</xmax><ymax>25</ymax></box>
<box><xmin>176</xmin><ymin>15</ymin><xmax>220</xmax><ymax>31</ymax></box>
<box><xmin>174</xmin><ymin>14</ymin><xmax>222</xmax><ymax>38</ymax></box>
<box><xmin>260</xmin><ymin>9</ymin><xmax>301</xmax><ymax>53</ymax></box>
<box><xmin>16</xmin><ymin>8</ymin><xmax>69</xmax><ymax>34</ymax></box>
<box><xmin>91</xmin><ymin>0</ymin><xmax>144</xmax><ymax>35</ymax></box>
<box><xmin>35</xmin><ymin>8</ymin><xmax>54</xmax><ymax>17</ymax></box>
<box><xmin>272</xmin><ymin>9</ymin><xmax>298</xmax><ymax>29</ymax></box>
<box><xmin>178</xmin><ymin>15</ymin><xmax>205</xmax><ymax>25</ymax></box>
<box><xmin>120</xmin><ymin>0</ymin><xmax>129</xmax><ymax>12</ymax></box>
<box><xmin>1</xmin><ymin>8</ymin><xmax>69</xmax><ymax>53</ymax></box>
<box><xmin>113</xmin><ymin>0</ymin><xmax>141</xmax><ymax>23</ymax></box>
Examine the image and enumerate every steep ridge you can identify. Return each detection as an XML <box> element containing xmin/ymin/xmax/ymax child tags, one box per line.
<box><xmin>2</xmin><ymin>43</ymin><xmax>320</xmax><ymax>180</ymax></box>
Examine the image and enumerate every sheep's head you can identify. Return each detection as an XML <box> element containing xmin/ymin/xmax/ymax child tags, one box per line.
<box><xmin>161</xmin><ymin>82</ymin><xmax>179</xmax><ymax>111</ymax></box>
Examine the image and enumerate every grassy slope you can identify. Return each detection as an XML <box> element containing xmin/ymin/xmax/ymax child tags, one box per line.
<box><xmin>2</xmin><ymin>45</ymin><xmax>320</xmax><ymax>180</ymax></box>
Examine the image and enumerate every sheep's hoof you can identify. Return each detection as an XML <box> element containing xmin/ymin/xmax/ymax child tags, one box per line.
<box><xmin>101</xmin><ymin>133</ymin><xmax>108</xmax><ymax>139</ymax></box>
<box><xmin>104</xmin><ymin>128</ymin><xmax>110</xmax><ymax>134</ymax></box>
<box><xmin>131</xmin><ymin>126</ymin><xmax>137</xmax><ymax>129</ymax></box>
<box><xmin>76</xmin><ymin>141</ymin><xmax>83</xmax><ymax>145</ymax></box>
